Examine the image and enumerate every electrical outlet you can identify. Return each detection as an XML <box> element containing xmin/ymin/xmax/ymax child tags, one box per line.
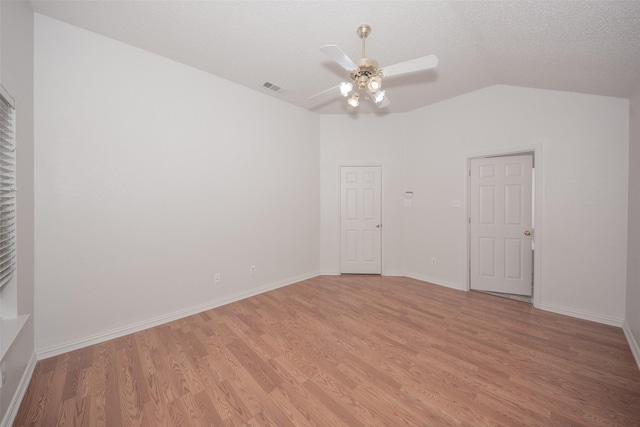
<box><xmin>431</xmin><ymin>258</ymin><xmax>437</xmax><ymax>265</ymax></box>
<box><xmin>250</xmin><ymin>265</ymin><xmax>256</xmax><ymax>275</ymax></box>
<box><xmin>214</xmin><ymin>273</ymin><xmax>221</xmax><ymax>284</ymax></box>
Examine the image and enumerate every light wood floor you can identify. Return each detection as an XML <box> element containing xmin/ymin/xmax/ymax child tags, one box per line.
<box><xmin>15</xmin><ymin>275</ymin><xmax>640</xmax><ymax>426</ymax></box>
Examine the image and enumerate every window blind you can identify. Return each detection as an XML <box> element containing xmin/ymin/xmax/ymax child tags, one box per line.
<box><xmin>0</xmin><ymin>85</ymin><xmax>16</xmax><ymax>290</ymax></box>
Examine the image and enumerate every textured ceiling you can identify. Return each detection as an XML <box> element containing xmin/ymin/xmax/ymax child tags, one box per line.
<box><xmin>30</xmin><ymin>1</ymin><xmax>640</xmax><ymax>114</ymax></box>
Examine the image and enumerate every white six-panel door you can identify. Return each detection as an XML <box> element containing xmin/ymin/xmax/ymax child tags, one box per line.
<box><xmin>340</xmin><ymin>166</ymin><xmax>382</xmax><ymax>274</ymax></box>
<box><xmin>470</xmin><ymin>155</ymin><xmax>533</xmax><ymax>296</ymax></box>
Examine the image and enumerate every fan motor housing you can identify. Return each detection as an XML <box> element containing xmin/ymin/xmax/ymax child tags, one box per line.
<box><xmin>355</xmin><ymin>57</ymin><xmax>378</xmax><ymax>72</ymax></box>
<box><xmin>351</xmin><ymin>58</ymin><xmax>380</xmax><ymax>89</ymax></box>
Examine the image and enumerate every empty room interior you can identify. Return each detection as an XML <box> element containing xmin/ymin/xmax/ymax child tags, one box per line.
<box><xmin>2</xmin><ymin>0</ymin><xmax>640</xmax><ymax>425</ymax></box>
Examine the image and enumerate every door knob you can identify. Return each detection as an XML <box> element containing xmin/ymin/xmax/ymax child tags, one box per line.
<box><xmin>376</xmin><ymin>224</ymin><xmax>381</xmax><ymax>228</ymax></box>
<box><xmin>524</xmin><ymin>230</ymin><xmax>531</xmax><ymax>236</ymax></box>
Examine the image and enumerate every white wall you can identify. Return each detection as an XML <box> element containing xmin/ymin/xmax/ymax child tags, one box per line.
<box><xmin>0</xmin><ymin>0</ymin><xmax>35</xmax><ymax>424</ymax></box>
<box><xmin>320</xmin><ymin>113</ymin><xmax>408</xmax><ymax>275</ymax></box>
<box><xmin>34</xmin><ymin>15</ymin><xmax>320</xmax><ymax>354</ymax></box>
<box><xmin>626</xmin><ymin>84</ymin><xmax>640</xmax><ymax>366</ymax></box>
<box><xmin>404</xmin><ymin>85</ymin><xmax>629</xmax><ymax>325</ymax></box>
<box><xmin>320</xmin><ymin>86</ymin><xmax>629</xmax><ymax>325</ymax></box>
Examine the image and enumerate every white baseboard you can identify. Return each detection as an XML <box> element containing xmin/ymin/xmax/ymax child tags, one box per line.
<box><xmin>382</xmin><ymin>270</ymin><xmax>405</xmax><ymax>277</ymax></box>
<box><xmin>538</xmin><ymin>303</ymin><xmax>624</xmax><ymax>327</ymax></box>
<box><xmin>402</xmin><ymin>277</ymin><xmax>626</xmax><ymax>329</ymax></box>
<box><xmin>1</xmin><ymin>351</ymin><xmax>37</xmax><ymax>427</ymax></box>
<box><xmin>35</xmin><ymin>270</ymin><xmax>630</xmax><ymax>361</ymax></box>
<box><xmin>623</xmin><ymin>321</ymin><xmax>640</xmax><ymax>370</ymax></box>
<box><xmin>319</xmin><ymin>271</ymin><xmax>405</xmax><ymax>276</ymax></box>
<box><xmin>404</xmin><ymin>272</ymin><xmax>466</xmax><ymax>291</ymax></box>
<box><xmin>319</xmin><ymin>270</ymin><xmax>340</xmax><ymax>276</ymax></box>
<box><xmin>37</xmin><ymin>271</ymin><xmax>320</xmax><ymax>360</ymax></box>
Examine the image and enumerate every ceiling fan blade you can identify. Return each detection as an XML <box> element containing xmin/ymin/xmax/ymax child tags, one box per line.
<box><xmin>378</xmin><ymin>98</ymin><xmax>391</xmax><ymax>108</ymax></box>
<box><xmin>320</xmin><ymin>45</ymin><xmax>359</xmax><ymax>71</ymax></box>
<box><xmin>368</xmin><ymin>91</ymin><xmax>391</xmax><ymax>108</ymax></box>
<box><xmin>382</xmin><ymin>54</ymin><xmax>439</xmax><ymax>78</ymax></box>
<box><xmin>375</xmin><ymin>93</ymin><xmax>391</xmax><ymax>108</ymax></box>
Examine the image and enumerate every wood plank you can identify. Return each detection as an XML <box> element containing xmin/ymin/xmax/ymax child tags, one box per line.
<box><xmin>14</xmin><ymin>275</ymin><xmax>640</xmax><ymax>426</ymax></box>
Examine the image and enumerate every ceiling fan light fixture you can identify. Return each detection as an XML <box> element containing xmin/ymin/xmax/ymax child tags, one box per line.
<box><xmin>313</xmin><ymin>24</ymin><xmax>439</xmax><ymax>112</ymax></box>
<box><xmin>339</xmin><ymin>82</ymin><xmax>353</xmax><ymax>97</ymax></box>
<box><xmin>367</xmin><ymin>75</ymin><xmax>382</xmax><ymax>92</ymax></box>
<box><xmin>348</xmin><ymin>92</ymin><xmax>360</xmax><ymax>107</ymax></box>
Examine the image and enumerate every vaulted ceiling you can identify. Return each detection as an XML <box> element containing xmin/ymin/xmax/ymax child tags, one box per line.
<box><xmin>30</xmin><ymin>1</ymin><xmax>640</xmax><ymax>114</ymax></box>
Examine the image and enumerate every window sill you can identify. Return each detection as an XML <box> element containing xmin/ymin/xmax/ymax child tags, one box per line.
<box><xmin>0</xmin><ymin>314</ymin><xmax>29</xmax><ymax>360</ymax></box>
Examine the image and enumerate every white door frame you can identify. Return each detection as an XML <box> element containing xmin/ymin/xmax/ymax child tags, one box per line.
<box><xmin>465</xmin><ymin>145</ymin><xmax>543</xmax><ymax>308</ymax></box>
<box><xmin>336</xmin><ymin>163</ymin><xmax>384</xmax><ymax>275</ymax></box>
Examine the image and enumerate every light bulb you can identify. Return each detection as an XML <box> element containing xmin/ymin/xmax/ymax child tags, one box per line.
<box><xmin>339</xmin><ymin>82</ymin><xmax>353</xmax><ymax>97</ymax></box>
<box><xmin>374</xmin><ymin>90</ymin><xmax>386</xmax><ymax>104</ymax></box>
<box><xmin>367</xmin><ymin>76</ymin><xmax>382</xmax><ymax>92</ymax></box>
<box><xmin>348</xmin><ymin>92</ymin><xmax>360</xmax><ymax>107</ymax></box>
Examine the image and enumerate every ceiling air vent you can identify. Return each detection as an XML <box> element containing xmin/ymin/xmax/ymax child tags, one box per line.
<box><xmin>263</xmin><ymin>81</ymin><xmax>283</xmax><ymax>93</ymax></box>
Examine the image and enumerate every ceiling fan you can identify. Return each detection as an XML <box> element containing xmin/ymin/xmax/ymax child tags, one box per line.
<box><xmin>309</xmin><ymin>24</ymin><xmax>439</xmax><ymax>109</ymax></box>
